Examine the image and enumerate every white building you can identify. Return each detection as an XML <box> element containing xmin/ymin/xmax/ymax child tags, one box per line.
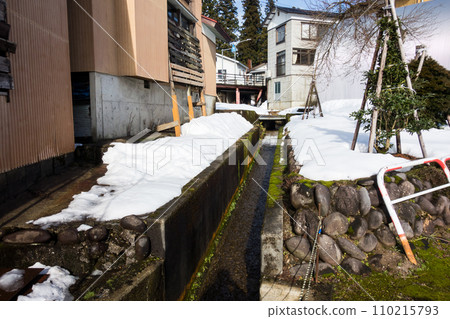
<box><xmin>264</xmin><ymin>6</ymin><xmax>335</xmax><ymax>110</ymax></box>
<box><xmin>216</xmin><ymin>53</ymin><xmax>249</xmax><ymax>85</ymax></box>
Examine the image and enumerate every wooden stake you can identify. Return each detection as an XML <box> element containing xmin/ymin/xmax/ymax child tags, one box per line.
<box><xmin>200</xmin><ymin>89</ymin><xmax>206</xmax><ymax>116</ymax></box>
<box><xmin>187</xmin><ymin>86</ymin><xmax>194</xmax><ymax>121</ymax></box>
<box><xmin>168</xmin><ymin>61</ymin><xmax>181</xmax><ymax>137</ymax></box>
<box><xmin>315</xmin><ymin>203</ymin><xmax>321</xmax><ymax>283</ymax></box>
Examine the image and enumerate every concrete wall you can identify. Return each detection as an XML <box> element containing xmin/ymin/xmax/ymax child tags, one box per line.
<box><xmin>146</xmin><ymin>126</ymin><xmax>260</xmax><ymax>300</ymax></box>
<box><xmin>89</xmin><ymin>72</ymin><xmax>199</xmax><ymax>140</ymax></box>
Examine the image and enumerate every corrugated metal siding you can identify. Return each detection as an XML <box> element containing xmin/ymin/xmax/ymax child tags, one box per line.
<box><xmin>0</xmin><ymin>0</ymin><xmax>74</xmax><ymax>173</ymax></box>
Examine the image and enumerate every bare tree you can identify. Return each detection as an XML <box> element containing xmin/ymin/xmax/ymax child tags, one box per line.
<box><xmin>303</xmin><ymin>0</ymin><xmax>437</xmax><ymax>79</ymax></box>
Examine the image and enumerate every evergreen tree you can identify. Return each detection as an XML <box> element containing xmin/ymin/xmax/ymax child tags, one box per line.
<box><xmin>238</xmin><ymin>0</ymin><xmax>264</xmax><ymax>66</ymax></box>
<box><xmin>260</xmin><ymin>0</ymin><xmax>276</xmax><ymax>65</ymax></box>
<box><xmin>410</xmin><ymin>57</ymin><xmax>450</xmax><ymax>127</ymax></box>
<box><xmin>217</xmin><ymin>0</ymin><xmax>240</xmax><ymax>58</ymax></box>
<box><xmin>202</xmin><ymin>0</ymin><xmax>219</xmax><ymax>21</ymax></box>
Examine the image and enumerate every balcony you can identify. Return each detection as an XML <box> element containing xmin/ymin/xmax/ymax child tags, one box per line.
<box><xmin>216</xmin><ymin>73</ymin><xmax>265</xmax><ymax>87</ymax></box>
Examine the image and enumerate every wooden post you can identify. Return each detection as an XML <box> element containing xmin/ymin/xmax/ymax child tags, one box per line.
<box><xmin>368</xmin><ymin>31</ymin><xmax>390</xmax><ymax>153</ymax></box>
<box><xmin>415</xmin><ymin>47</ymin><xmax>427</xmax><ymax>81</ymax></box>
<box><xmin>200</xmin><ymin>89</ymin><xmax>207</xmax><ymax>116</ymax></box>
<box><xmin>187</xmin><ymin>86</ymin><xmax>194</xmax><ymax>121</ymax></box>
<box><xmin>168</xmin><ymin>61</ymin><xmax>181</xmax><ymax>137</ymax></box>
<box><xmin>235</xmin><ymin>87</ymin><xmax>240</xmax><ymax>104</ymax></box>
<box><xmin>314</xmin><ymin>83</ymin><xmax>323</xmax><ymax>117</ymax></box>
<box><xmin>389</xmin><ymin>0</ymin><xmax>427</xmax><ymax>158</ymax></box>
<box><xmin>351</xmin><ymin>27</ymin><xmax>383</xmax><ymax>150</ymax></box>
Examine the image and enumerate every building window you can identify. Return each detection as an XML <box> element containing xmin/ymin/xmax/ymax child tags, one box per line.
<box><xmin>293</xmin><ymin>48</ymin><xmax>315</xmax><ymax>66</ymax></box>
<box><xmin>276</xmin><ymin>25</ymin><xmax>285</xmax><ymax>44</ymax></box>
<box><xmin>276</xmin><ymin>51</ymin><xmax>285</xmax><ymax>76</ymax></box>
<box><xmin>274</xmin><ymin>82</ymin><xmax>281</xmax><ymax>100</ymax></box>
<box><xmin>218</xmin><ymin>69</ymin><xmax>226</xmax><ymax>79</ymax></box>
<box><xmin>301</xmin><ymin>23</ymin><xmax>327</xmax><ymax>40</ymax></box>
<box><xmin>168</xmin><ymin>3</ymin><xmax>194</xmax><ymax>34</ymax></box>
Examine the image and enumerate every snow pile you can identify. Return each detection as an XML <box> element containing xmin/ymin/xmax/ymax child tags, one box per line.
<box><xmin>33</xmin><ymin>113</ymin><xmax>252</xmax><ymax>225</ymax></box>
<box><xmin>0</xmin><ymin>269</ymin><xmax>25</xmax><ymax>292</ymax></box>
<box><xmin>285</xmin><ymin>99</ymin><xmax>450</xmax><ymax>181</ymax></box>
<box><xmin>17</xmin><ymin>263</ymin><xmax>77</xmax><ymax>301</ymax></box>
<box><xmin>216</xmin><ymin>102</ymin><xmax>269</xmax><ymax>116</ymax></box>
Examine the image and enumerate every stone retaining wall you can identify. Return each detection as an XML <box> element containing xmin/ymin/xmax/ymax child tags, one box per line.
<box><xmin>0</xmin><ymin>126</ymin><xmax>261</xmax><ymax>301</ymax></box>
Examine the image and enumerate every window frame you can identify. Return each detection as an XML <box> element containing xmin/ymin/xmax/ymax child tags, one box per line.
<box><xmin>292</xmin><ymin>48</ymin><xmax>316</xmax><ymax>66</ymax></box>
<box><xmin>276</xmin><ymin>24</ymin><xmax>286</xmax><ymax>44</ymax></box>
<box><xmin>276</xmin><ymin>51</ymin><xmax>286</xmax><ymax>76</ymax></box>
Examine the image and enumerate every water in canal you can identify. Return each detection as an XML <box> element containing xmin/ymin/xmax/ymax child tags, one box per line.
<box><xmin>197</xmin><ymin>131</ymin><xmax>278</xmax><ymax>301</ymax></box>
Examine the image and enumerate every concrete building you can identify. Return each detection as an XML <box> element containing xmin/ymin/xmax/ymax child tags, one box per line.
<box><xmin>264</xmin><ymin>6</ymin><xmax>334</xmax><ymax>110</ymax></box>
<box><xmin>1</xmin><ymin>0</ymin><xmax>223</xmax><ymax>202</ymax></box>
<box><xmin>69</xmin><ymin>0</ymin><xmax>215</xmax><ymax>141</ymax></box>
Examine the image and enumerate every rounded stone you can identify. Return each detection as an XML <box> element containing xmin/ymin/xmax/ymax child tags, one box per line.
<box><xmin>357</xmin><ymin>178</ymin><xmax>375</xmax><ymax>187</ymax></box>
<box><xmin>318</xmin><ymin>234</ymin><xmax>342</xmax><ymax>266</ymax></box>
<box><xmin>367</xmin><ymin>186</ymin><xmax>382</xmax><ymax>207</ymax></box>
<box><xmin>358</xmin><ymin>187</ymin><xmax>371</xmax><ymax>216</ymax></box>
<box><xmin>399</xmin><ymin>220</ymin><xmax>414</xmax><ymax>239</ymax></box>
<box><xmin>397</xmin><ymin>202</ymin><xmax>417</xmax><ymax>227</ymax></box>
<box><xmin>290</xmin><ymin>183</ymin><xmax>314</xmax><ymax>209</ymax></box>
<box><xmin>375</xmin><ymin>225</ymin><xmax>396</xmax><ymax>247</ymax></box>
<box><xmin>2</xmin><ymin>229</ymin><xmax>52</xmax><ymax>244</ymax></box>
<box><xmin>292</xmin><ymin>210</ymin><xmax>318</xmax><ymax>240</ymax></box>
<box><xmin>336</xmin><ymin>237</ymin><xmax>367</xmax><ymax>260</ymax></box>
<box><xmin>57</xmin><ymin>228</ymin><xmax>79</xmax><ymax>245</ymax></box>
<box><xmin>422</xmin><ymin>181</ymin><xmax>433</xmax><ymax>201</ymax></box>
<box><xmin>418</xmin><ymin>197</ymin><xmax>437</xmax><ymax>216</ymax></box>
<box><xmin>357</xmin><ymin>233</ymin><xmax>378</xmax><ymax>252</ymax></box>
<box><xmin>289</xmin><ymin>264</ymin><xmax>309</xmax><ymax>278</ymax></box>
<box><xmin>395</xmin><ymin>173</ymin><xmax>407</xmax><ymax>181</ymax></box>
<box><xmin>317</xmin><ymin>262</ymin><xmax>336</xmax><ymax>276</ymax></box>
<box><xmin>434</xmin><ymin>196</ymin><xmax>450</xmax><ymax>216</ymax></box>
<box><xmin>366</xmin><ymin>209</ymin><xmax>384</xmax><ymax>230</ymax></box>
<box><xmin>120</xmin><ymin>215</ymin><xmax>147</xmax><ymax>233</ymax></box>
<box><xmin>285</xmin><ymin>236</ymin><xmax>311</xmax><ymax>260</ymax></box>
<box><xmin>341</xmin><ymin>257</ymin><xmax>371</xmax><ymax>275</ymax></box>
<box><xmin>385</xmin><ymin>183</ymin><xmax>401</xmax><ymax>201</ymax></box>
<box><xmin>348</xmin><ymin>217</ymin><xmax>368</xmax><ymax>240</ymax></box>
<box><xmin>409</xmin><ymin>177</ymin><xmax>423</xmax><ymax>191</ymax></box>
<box><xmin>334</xmin><ymin>186</ymin><xmax>360</xmax><ymax>216</ymax></box>
<box><xmin>422</xmin><ymin>218</ymin><xmax>435</xmax><ymax>235</ymax></box>
<box><xmin>414</xmin><ymin>219</ymin><xmax>424</xmax><ymax>237</ymax></box>
<box><xmin>314</xmin><ymin>184</ymin><xmax>331</xmax><ymax>217</ymax></box>
<box><xmin>444</xmin><ymin>209</ymin><xmax>450</xmax><ymax>225</ymax></box>
<box><xmin>399</xmin><ymin>181</ymin><xmax>415</xmax><ymax>198</ymax></box>
<box><xmin>87</xmin><ymin>226</ymin><xmax>108</xmax><ymax>242</ymax></box>
<box><xmin>323</xmin><ymin>212</ymin><xmax>349</xmax><ymax>237</ymax></box>
<box><xmin>135</xmin><ymin>236</ymin><xmax>151</xmax><ymax>260</ymax></box>
<box><xmin>89</xmin><ymin>242</ymin><xmax>108</xmax><ymax>259</ymax></box>
<box><xmin>433</xmin><ymin>218</ymin><xmax>445</xmax><ymax>228</ymax></box>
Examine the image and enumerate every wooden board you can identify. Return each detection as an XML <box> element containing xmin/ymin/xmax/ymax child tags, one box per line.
<box><xmin>157</xmin><ymin>121</ymin><xmax>179</xmax><ymax>132</ymax></box>
<box><xmin>0</xmin><ymin>268</ymin><xmax>47</xmax><ymax>301</ymax></box>
<box><xmin>0</xmin><ymin>55</ymin><xmax>10</xmax><ymax>73</ymax></box>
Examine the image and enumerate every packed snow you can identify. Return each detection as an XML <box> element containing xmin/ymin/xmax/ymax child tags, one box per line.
<box><xmin>216</xmin><ymin>101</ymin><xmax>269</xmax><ymax>116</ymax></box>
<box><xmin>0</xmin><ymin>269</ymin><xmax>25</xmax><ymax>292</ymax></box>
<box><xmin>17</xmin><ymin>263</ymin><xmax>77</xmax><ymax>301</ymax></box>
<box><xmin>32</xmin><ymin>113</ymin><xmax>253</xmax><ymax>226</ymax></box>
<box><xmin>285</xmin><ymin>99</ymin><xmax>450</xmax><ymax>181</ymax></box>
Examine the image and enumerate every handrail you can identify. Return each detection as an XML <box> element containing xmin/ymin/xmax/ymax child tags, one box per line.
<box><xmin>216</xmin><ymin>73</ymin><xmax>265</xmax><ymax>86</ymax></box>
<box><xmin>377</xmin><ymin>156</ymin><xmax>450</xmax><ymax>265</ymax></box>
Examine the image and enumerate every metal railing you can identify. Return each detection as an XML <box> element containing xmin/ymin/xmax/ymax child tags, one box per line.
<box><xmin>216</xmin><ymin>73</ymin><xmax>265</xmax><ymax>86</ymax></box>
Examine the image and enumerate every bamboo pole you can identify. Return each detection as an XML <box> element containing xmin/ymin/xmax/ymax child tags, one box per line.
<box><xmin>368</xmin><ymin>31</ymin><xmax>390</xmax><ymax>153</ymax></box>
<box><xmin>187</xmin><ymin>86</ymin><xmax>194</xmax><ymax>121</ymax></box>
<box><xmin>389</xmin><ymin>0</ymin><xmax>427</xmax><ymax>158</ymax></box>
<box><xmin>351</xmin><ymin>27</ymin><xmax>383</xmax><ymax>150</ymax></box>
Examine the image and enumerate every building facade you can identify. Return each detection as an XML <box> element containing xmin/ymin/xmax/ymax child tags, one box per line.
<box><xmin>264</xmin><ymin>6</ymin><xmax>334</xmax><ymax>110</ymax></box>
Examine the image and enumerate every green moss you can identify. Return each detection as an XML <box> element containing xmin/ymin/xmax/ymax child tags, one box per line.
<box><xmin>384</xmin><ymin>175</ymin><xmax>392</xmax><ymax>183</ymax></box>
<box><xmin>331</xmin><ymin>237</ymin><xmax>450</xmax><ymax>300</ymax></box>
<box><xmin>83</xmin><ymin>291</ymin><xmax>95</xmax><ymax>300</ymax></box>
<box><xmin>266</xmin><ymin>128</ymin><xmax>286</xmax><ymax>208</ymax></box>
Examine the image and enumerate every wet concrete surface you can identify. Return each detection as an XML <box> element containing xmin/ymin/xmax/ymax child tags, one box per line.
<box><xmin>198</xmin><ymin>131</ymin><xmax>278</xmax><ymax>301</ymax></box>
